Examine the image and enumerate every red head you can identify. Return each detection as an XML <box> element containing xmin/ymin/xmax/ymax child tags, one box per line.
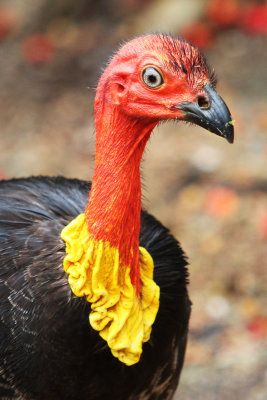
<box><xmin>96</xmin><ymin>34</ymin><xmax>234</xmax><ymax>142</ymax></box>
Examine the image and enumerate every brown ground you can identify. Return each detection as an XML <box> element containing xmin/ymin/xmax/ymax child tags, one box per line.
<box><xmin>0</xmin><ymin>1</ymin><xmax>266</xmax><ymax>399</ymax></box>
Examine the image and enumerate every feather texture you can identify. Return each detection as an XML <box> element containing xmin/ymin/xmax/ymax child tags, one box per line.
<box><xmin>0</xmin><ymin>176</ymin><xmax>190</xmax><ymax>400</ymax></box>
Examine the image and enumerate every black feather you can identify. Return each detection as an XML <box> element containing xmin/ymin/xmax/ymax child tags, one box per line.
<box><xmin>0</xmin><ymin>176</ymin><xmax>190</xmax><ymax>399</ymax></box>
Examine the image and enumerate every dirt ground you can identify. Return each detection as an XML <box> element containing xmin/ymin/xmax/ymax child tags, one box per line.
<box><xmin>0</xmin><ymin>0</ymin><xmax>266</xmax><ymax>399</ymax></box>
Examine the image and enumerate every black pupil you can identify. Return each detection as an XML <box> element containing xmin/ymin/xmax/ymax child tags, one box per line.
<box><xmin>148</xmin><ymin>74</ymin><xmax>157</xmax><ymax>83</ymax></box>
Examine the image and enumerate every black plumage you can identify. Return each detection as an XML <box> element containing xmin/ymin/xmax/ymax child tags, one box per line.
<box><xmin>0</xmin><ymin>176</ymin><xmax>190</xmax><ymax>400</ymax></box>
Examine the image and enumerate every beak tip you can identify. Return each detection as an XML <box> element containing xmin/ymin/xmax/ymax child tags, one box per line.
<box><xmin>227</xmin><ymin>135</ymin><xmax>234</xmax><ymax>144</ymax></box>
<box><xmin>224</xmin><ymin>120</ymin><xmax>234</xmax><ymax>144</ymax></box>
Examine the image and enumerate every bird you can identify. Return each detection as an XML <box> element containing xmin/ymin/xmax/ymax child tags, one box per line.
<box><xmin>0</xmin><ymin>34</ymin><xmax>234</xmax><ymax>400</ymax></box>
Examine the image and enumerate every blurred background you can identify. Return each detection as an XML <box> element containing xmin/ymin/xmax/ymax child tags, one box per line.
<box><xmin>0</xmin><ymin>0</ymin><xmax>266</xmax><ymax>398</ymax></box>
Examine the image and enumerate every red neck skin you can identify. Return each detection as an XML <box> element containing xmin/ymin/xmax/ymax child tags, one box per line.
<box><xmin>85</xmin><ymin>89</ymin><xmax>157</xmax><ymax>295</ymax></box>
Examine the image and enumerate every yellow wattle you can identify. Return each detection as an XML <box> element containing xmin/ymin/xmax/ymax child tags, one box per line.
<box><xmin>61</xmin><ymin>213</ymin><xmax>160</xmax><ymax>366</ymax></box>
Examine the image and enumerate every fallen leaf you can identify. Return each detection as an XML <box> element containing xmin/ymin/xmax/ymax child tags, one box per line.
<box><xmin>247</xmin><ymin>316</ymin><xmax>267</xmax><ymax>340</ymax></box>
<box><xmin>181</xmin><ymin>22</ymin><xmax>213</xmax><ymax>49</ymax></box>
<box><xmin>258</xmin><ymin>211</ymin><xmax>267</xmax><ymax>239</ymax></box>
<box><xmin>22</xmin><ymin>34</ymin><xmax>55</xmax><ymax>65</ymax></box>
<box><xmin>206</xmin><ymin>0</ymin><xmax>240</xmax><ymax>28</ymax></box>
<box><xmin>204</xmin><ymin>186</ymin><xmax>239</xmax><ymax>219</ymax></box>
<box><xmin>241</xmin><ymin>3</ymin><xmax>267</xmax><ymax>35</ymax></box>
<box><xmin>0</xmin><ymin>7</ymin><xmax>16</xmax><ymax>40</ymax></box>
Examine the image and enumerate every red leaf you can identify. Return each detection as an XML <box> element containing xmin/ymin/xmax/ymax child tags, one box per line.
<box><xmin>204</xmin><ymin>187</ymin><xmax>239</xmax><ymax>219</ymax></box>
<box><xmin>0</xmin><ymin>169</ymin><xmax>5</xmax><ymax>180</ymax></box>
<box><xmin>258</xmin><ymin>212</ymin><xmax>267</xmax><ymax>239</ymax></box>
<box><xmin>0</xmin><ymin>8</ymin><xmax>16</xmax><ymax>40</ymax></box>
<box><xmin>22</xmin><ymin>34</ymin><xmax>55</xmax><ymax>65</ymax></box>
<box><xmin>241</xmin><ymin>3</ymin><xmax>267</xmax><ymax>35</ymax></box>
<box><xmin>206</xmin><ymin>0</ymin><xmax>240</xmax><ymax>28</ymax></box>
<box><xmin>182</xmin><ymin>22</ymin><xmax>213</xmax><ymax>49</ymax></box>
<box><xmin>247</xmin><ymin>316</ymin><xmax>267</xmax><ymax>340</ymax></box>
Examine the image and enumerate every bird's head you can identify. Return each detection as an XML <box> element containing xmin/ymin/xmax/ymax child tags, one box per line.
<box><xmin>96</xmin><ymin>34</ymin><xmax>234</xmax><ymax>143</ymax></box>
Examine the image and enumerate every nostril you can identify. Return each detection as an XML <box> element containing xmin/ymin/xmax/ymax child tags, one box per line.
<box><xmin>197</xmin><ymin>96</ymin><xmax>210</xmax><ymax>109</ymax></box>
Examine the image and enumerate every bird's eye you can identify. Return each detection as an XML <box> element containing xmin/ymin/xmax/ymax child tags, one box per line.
<box><xmin>142</xmin><ymin>67</ymin><xmax>163</xmax><ymax>89</ymax></box>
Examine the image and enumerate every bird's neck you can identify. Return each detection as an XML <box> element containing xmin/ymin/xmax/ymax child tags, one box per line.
<box><xmin>84</xmin><ymin>96</ymin><xmax>157</xmax><ymax>293</ymax></box>
<box><xmin>61</xmin><ymin>86</ymin><xmax>160</xmax><ymax>365</ymax></box>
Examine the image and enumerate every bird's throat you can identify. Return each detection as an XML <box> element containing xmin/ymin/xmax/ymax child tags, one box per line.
<box><xmin>85</xmin><ymin>102</ymin><xmax>157</xmax><ymax>294</ymax></box>
<box><xmin>61</xmin><ymin>101</ymin><xmax>159</xmax><ymax>365</ymax></box>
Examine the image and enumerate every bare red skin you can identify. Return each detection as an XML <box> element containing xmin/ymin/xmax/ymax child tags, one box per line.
<box><xmin>85</xmin><ymin>34</ymin><xmax>211</xmax><ymax>295</ymax></box>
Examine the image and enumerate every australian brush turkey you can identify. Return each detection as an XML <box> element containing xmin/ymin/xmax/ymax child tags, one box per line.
<box><xmin>0</xmin><ymin>34</ymin><xmax>234</xmax><ymax>399</ymax></box>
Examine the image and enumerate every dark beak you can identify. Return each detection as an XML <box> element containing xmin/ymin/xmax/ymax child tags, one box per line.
<box><xmin>178</xmin><ymin>84</ymin><xmax>234</xmax><ymax>143</ymax></box>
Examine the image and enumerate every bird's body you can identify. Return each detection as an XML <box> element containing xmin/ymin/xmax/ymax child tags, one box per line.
<box><xmin>0</xmin><ymin>34</ymin><xmax>233</xmax><ymax>399</ymax></box>
<box><xmin>0</xmin><ymin>177</ymin><xmax>189</xmax><ymax>399</ymax></box>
